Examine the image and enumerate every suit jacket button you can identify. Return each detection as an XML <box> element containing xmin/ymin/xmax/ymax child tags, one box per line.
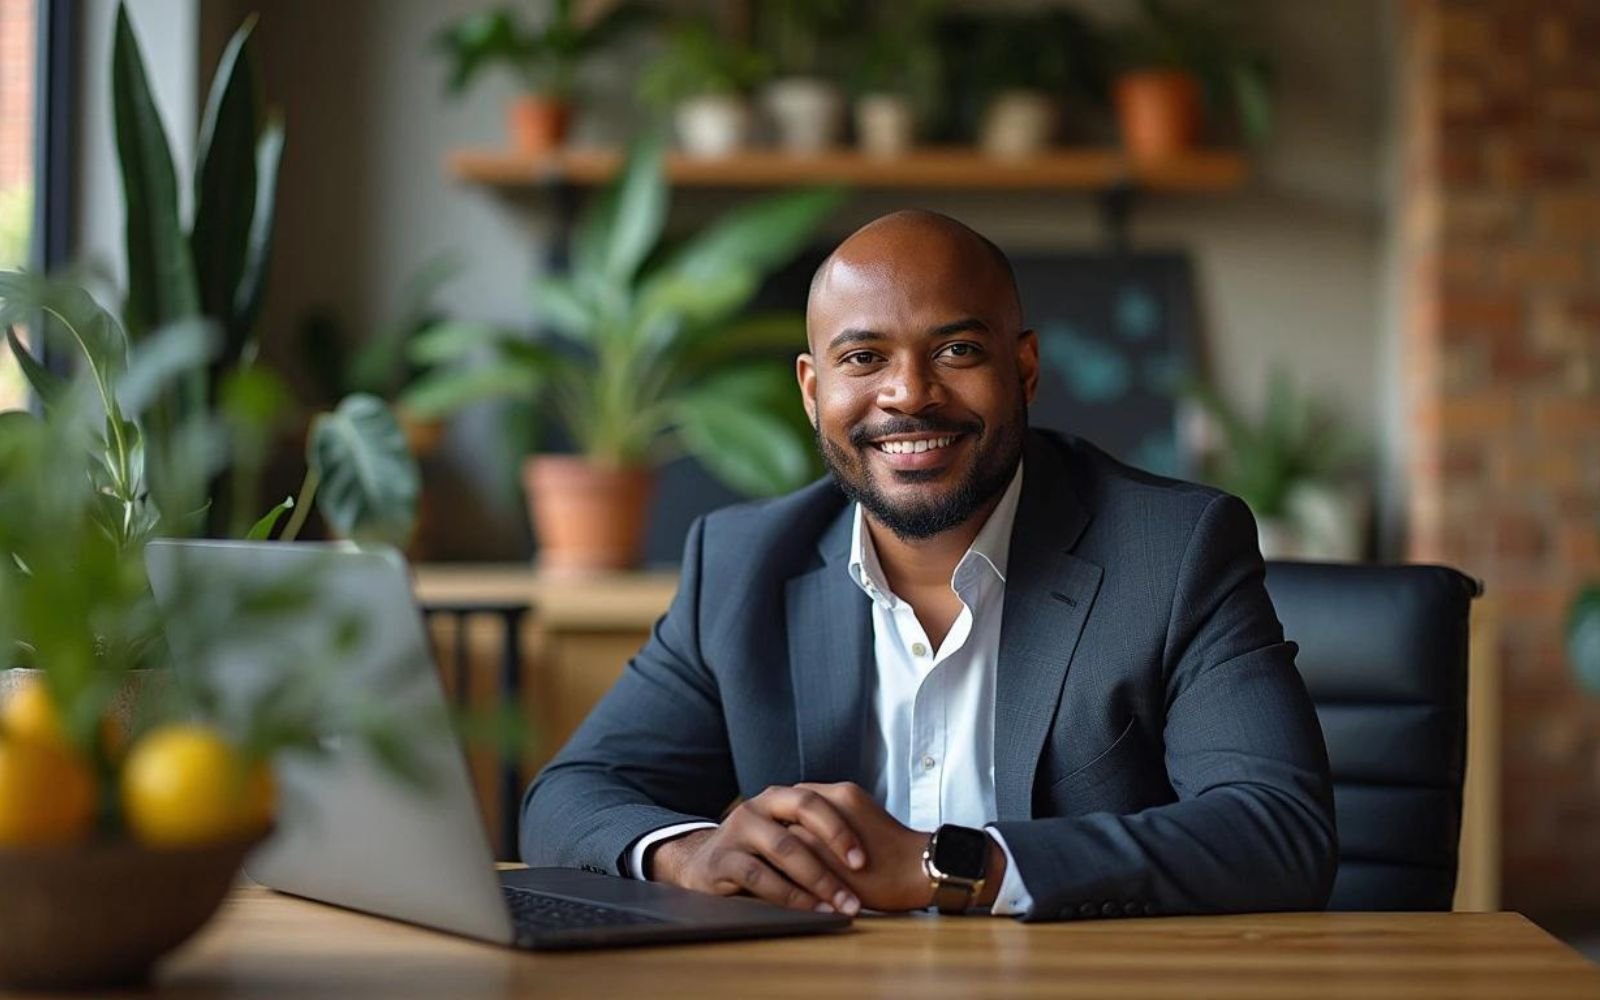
<box><xmin>1124</xmin><ymin>901</ymin><xmax>1141</xmax><ymax>916</ymax></box>
<box><xmin>1101</xmin><ymin>902</ymin><xmax>1118</xmax><ymax>917</ymax></box>
<box><xmin>1078</xmin><ymin>902</ymin><xmax>1097</xmax><ymax>917</ymax></box>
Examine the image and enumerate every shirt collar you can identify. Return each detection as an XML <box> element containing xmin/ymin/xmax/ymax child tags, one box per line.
<box><xmin>847</xmin><ymin>459</ymin><xmax>1026</xmax><ymax>608</ymax></box>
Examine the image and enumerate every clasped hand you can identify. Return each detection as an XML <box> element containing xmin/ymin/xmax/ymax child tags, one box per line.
<box><xmin>646</xmin><ymin>782</ymin><xmax>937</xmax><ymax>915</ymax></box>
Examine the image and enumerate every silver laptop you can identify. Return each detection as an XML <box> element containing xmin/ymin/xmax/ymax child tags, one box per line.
<box><xmin>144</xmin><ymin>539</ymin><xmax>849</xmax><ymax>950</ymax></box>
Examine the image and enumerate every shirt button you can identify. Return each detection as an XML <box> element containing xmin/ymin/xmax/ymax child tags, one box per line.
<box><xmin>921</xmin><ymin>755</ymin><xmax>937</xmax><ymax>770</ymax></box>
<box><xmin>911</xmin><ymin>642</ymin><xmax>928</xmax><ymax>656</ymax></box>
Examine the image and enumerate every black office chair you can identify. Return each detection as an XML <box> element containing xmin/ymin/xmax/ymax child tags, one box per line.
<box><xmin>1263</xmin><ymin>561</ymin><xmax>1482</xmax><ymax>911</ymax></box>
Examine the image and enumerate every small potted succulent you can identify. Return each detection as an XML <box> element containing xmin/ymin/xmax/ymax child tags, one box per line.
<box><xmin>848</xmin><ymin>2</ymin><xmax>941</xmax><ymax>158</ymax></box>
<box><xmin>400</xmin><ymin>136</ymin><xmax>843</xmax><ymax>573</ymax></box>
<box><xmin>1112</xmin><ymin>0</ymin><xmax>1272</xmax><ymax>162</ymax></box>
<box><xmin>943</xmin><ymin>9</ymin><xmax>1104</xmax><ymax>159</ymax></box>
<box><xmin>638</xmin><ymin>19</ymin><xmax>770</xmax><ymax>159</ymax></box>
<box><xmin>434</xmin><ymin>1</ymin><xmax>652</xmax><ymax>155</ymax></box>
<box><xmin>755</xmin><ymin>0</ymin><xmax>853</xmax><ymax>154</ymax></box>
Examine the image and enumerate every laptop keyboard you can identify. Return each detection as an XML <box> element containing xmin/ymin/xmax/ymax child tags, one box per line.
<box><xmin>502</xmin><ymin>886</ymin><xmax>665</xmax><ymax>936</ymax></box>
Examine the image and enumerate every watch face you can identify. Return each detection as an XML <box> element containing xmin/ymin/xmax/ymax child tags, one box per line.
<box><xmin>932</xmin><ymin>825</ymin><xmax>989</xmax><ymax>879</ymax></box>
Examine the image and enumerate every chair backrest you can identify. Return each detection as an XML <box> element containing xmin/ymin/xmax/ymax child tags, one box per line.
<box><xmin>1263</xmin><ymin>561</ymin><xmax>1481</xmax><ymax>911</ymax></box>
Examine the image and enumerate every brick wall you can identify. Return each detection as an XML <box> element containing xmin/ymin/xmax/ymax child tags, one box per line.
<box><xmin>0</xmin><ymin>0</ymin><xmax>33</xmax><ymax>191</ymax></box>
<box><xmin>1401</xmin><ymin>0</ymin><xmax>1600</xmax><ymax>914</ymax></box>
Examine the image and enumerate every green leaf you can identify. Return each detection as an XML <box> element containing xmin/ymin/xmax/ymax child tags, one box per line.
<box><xmin>113</xmin><ymin>3</ymin><xmax>199</xmax><ymax>340</ymax></box>
<box><xmin>191</xmin><ymin>14</ymin><xmax>260</xmax><ymax>346</ymax></box>
<box><xmin>651</xmin><ymin>186</ymin><xmax>844</xmax><ymax>288</ymax></box>
<box><xmin>398</xmin><ymin>365</ymin><xmax>537</xmax><ymax>420</ymax></box>
<box><xmin>1569</xmin><ymin>585</ymin><xmax>1600</xmax><ymax>696</ymax></box>
<box><xmin>675</xmin><ymin>312</ymin><xmax>807</xmax><ymax>371</ymax></box>
<box><xmin>571</xmin><ymin>136</ymin><xmax>667</xmax><ymax>290</ymax></box>
<box><xmin>4</xmin><ymin>325</ymin><xmax>65</xmax><ymax>408</ymax></box>
<box><xmin>306</xmin><ymin>394</ymin><xmax>420</xmax><ymax>547</ymax></box>
<box><xmin>407</xmin><ymin>321</ymin><xmax>514</xmax><ymax>366</ymax></box>
<box><xmin>231</xmin><ymin>115</ymin><xmax>284</xmax><ymax>353</ymax></box>
<box><xmin>246</xmin><ymin>496</ymin><xmax>294</xmax><ymax>540</ymax></box>
<box><xmin>672</xmin><ymin>366</ymin><xmax>814</xmax><ymax>496</ymax></box>
<box><xmin>0</xmin><ymin>270</ymin><xmax>130</xmax><ymax>420</ymax></box>
<box><xmin>531</xmin><ymin>275</ymin><xmax>598</xmax><ymax>344</ymax></box>
<box><xmin>116</xmin><ymin>318</ymin><xmax>219</xmax><ymax>418</ymax></box>
<box><xmin>600</xmin><ymin>134</ymin><xmax>668</xmax><ymax>286</ymax></box>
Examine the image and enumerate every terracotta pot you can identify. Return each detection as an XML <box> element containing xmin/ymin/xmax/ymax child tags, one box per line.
<box><xmin>1114</xmin><ymin>70</ymin><xmax>1203</xmax><ymax>163</ymax></box>
<box><xmin>522</xmin><ymin>456</ymin><xmax>654</xmax><ymax>574</ymax></box>
<box><xmin>507</xmin><ymin>95</ymin><xmax>572</xmax><ymax>155</ymax></box>
<box><xmin>397</xmin><ymin>411</ymin><xmax>445</xmax><ymax>458</ymax></box>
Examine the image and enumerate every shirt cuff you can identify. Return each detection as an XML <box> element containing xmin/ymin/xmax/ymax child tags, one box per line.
<box><xmin>624</xmin><ymin>821</ymin><xmax>718</xmax><ymax>880</ymax></box>
<box><xmin>983</xmin><ymin>825</ymin><xmax>1034</xmax><ymax>917</ymax></box>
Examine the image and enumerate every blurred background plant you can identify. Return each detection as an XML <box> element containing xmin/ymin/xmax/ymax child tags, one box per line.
<box><xmin>1185</xmin><ymin>369</ymin><xmax>1367</xmax><ymax>560</ymax></box>
<box><xmin>434</xmin><ymin>0</ymin><xmax>653</xmax><ymax>153</ymax></box>
<box><xmin>401</xmin><ymin>134</ymin><xmax>840</xmax><ymax>569</ymax></box>
<box><xmin>638</xmin><ymin>18</ymin><xmax>769</xmax><ymax>158</ymax></box>
<box><xmin>1112</xmin><ymin>0</ymin><xmax>1273</xmax><ymax>159</ymax></box>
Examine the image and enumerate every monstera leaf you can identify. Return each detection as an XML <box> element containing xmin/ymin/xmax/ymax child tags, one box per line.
<box><xmin>305</xmin><ymin>394</ymin><xmax>419</xmax><ymax>548</ymax></box>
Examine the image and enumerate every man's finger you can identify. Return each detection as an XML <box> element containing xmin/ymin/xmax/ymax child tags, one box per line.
<box><xmin>711</xmin><ymin>850</ymin><xmax>827</xmax><ymax>912</ymax></box>
<box><xmin>747</xmin><ymin>815</ymin><xmax>862</xmax><ymax>915</ymax></box>
<box><xmin>753</xmin><ymin>785</ymin><xmax>868</xmax><ymax>872</ymax></box>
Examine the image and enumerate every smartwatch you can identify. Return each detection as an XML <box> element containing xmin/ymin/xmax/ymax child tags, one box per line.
<box><xmin>922</xmin><ymin>824</ymin><xmax>990</xmax><ymax>914</ymax></box>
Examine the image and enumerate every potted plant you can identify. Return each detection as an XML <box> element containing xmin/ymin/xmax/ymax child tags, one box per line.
<box><xmin>1185</xmin><ymin>370</ymin><xmax>1367</xmax><ymax>560</ymax></box>
<box><xmin>400</xmin><ymin>136</ymin><xmax>842</xmax><ymax>573</ymax></box>
<box><xmin>1112</xmin><ymin>0</ymin><xmax>1272</xmax><ymax>162</ymax></box>
<box><xmin>434</xmin><ymin>1</ymin><xmax>652</xmax><ymax>155</ymax></box>
<box><xmin>638</xmin><ymin>19</ymin><xmax>769</xmax><ymax>159</ymax></box>
<box><xmin>0</xmin><ymin>315</ymin><xmax>431</xmax><ymax>988</ymax></box>
<box><xmin>943</xmin><ymin>9</ymin><xmax>1104</xmax><ymax>159</ymax></box>
<box><xmin>1571</xmin><ymin>543</ymin><xmax>1600</xmax><ymax>695</ymax></box>
<box><xmin>848</xmin><ymin>2</ymin><xmax>941</xmax><ymax>159</ymax></box>
<box><xmin>297</xmin><ymin>254</ymin><xmax>460</xmax><ymax>458</ymax></box>
<box><xmin>755</xmin><ymin>0</ymin><xmax>852</xmax><ymax>154</ymax></box>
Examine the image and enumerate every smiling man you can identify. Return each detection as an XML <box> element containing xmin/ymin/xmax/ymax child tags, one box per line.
<box><xmin>522</xmin><ymin>210</ymin><xmax>1336</xmax><ymax>921</ymax></box>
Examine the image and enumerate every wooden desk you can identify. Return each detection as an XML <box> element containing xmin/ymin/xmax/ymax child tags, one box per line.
<box><xmin>53</xmin><ymin>887</ymin><xmax>1600</xmax><ymax>999</ymax></box>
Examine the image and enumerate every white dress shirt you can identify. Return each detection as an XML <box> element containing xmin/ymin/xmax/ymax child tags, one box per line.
<box><xmin>628</xmin><ymin>462</ymin><xmax>1034</xmax><ymax>917</ymax></box>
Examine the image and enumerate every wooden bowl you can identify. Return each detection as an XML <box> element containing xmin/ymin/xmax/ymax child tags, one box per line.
<box><xmin>0</xmin><ymin>834</ymin><xmax>261</xmax><ymax>990</ymax></box>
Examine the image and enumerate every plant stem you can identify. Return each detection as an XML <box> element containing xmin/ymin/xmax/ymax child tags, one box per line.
<box><xmin>279</xmin><ymin>464</ymin><xmax>320</xmax><ymax>542</ymax></box>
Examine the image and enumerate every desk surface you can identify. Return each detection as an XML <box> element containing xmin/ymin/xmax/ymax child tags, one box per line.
<box><xmin>52</xmin><ymin>887</ymin><xmax>1600</xmax><ymax>1000</ymax></box>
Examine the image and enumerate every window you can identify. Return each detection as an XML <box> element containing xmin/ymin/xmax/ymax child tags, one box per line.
<box><xmin>0</xmin><ymin>0</ymin><xmax>37</xmax><ymax>410</ymax></box>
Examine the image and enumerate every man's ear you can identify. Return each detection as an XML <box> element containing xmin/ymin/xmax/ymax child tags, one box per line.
<box><xmin>796</xmin><ymin>353</ymin><xmax>819</xmax><ymax>428</ymax></box>
<box><xmin>1016</xmin><ymin>329</ymin><xmax>1040</xmax><ymax>405</ymax></box>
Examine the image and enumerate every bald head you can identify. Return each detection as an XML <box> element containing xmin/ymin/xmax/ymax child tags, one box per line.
<box><xmin>806</xmin><ymin>210</ymin><xmax>1023</xmax><ymax>349</ymax></box>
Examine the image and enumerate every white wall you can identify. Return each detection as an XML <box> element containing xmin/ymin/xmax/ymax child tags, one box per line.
<box><xmin>195</xmin><ymin>0</ymin><xmax>1391</xmax><ymax>558</ymax></box>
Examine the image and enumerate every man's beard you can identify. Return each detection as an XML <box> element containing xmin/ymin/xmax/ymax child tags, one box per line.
<box><xmin>815</xmin><ymin>395</ymin><xmax>1027</xmax><ymax>541</ymax></box>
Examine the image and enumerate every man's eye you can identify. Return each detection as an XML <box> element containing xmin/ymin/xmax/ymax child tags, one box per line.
<box><xmin>939</xmin><ymin>343</ymin><xmax>980</xmax><ymax>359</ymax></box>
<box><xmin>843</xmin><ymin>351</ymin><xmax>879</xmax><ymax>365</ymax></box>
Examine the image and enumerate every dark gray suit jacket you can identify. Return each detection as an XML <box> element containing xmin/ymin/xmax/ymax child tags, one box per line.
<box><xmin>521</xmin><ymin>430</ymin><xmax>1337</xmax><ymax>921</ymax></box>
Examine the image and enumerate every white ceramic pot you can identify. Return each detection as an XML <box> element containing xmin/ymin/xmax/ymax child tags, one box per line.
<box><xmin>764</xmin><ymin>77</ymin><xmax>845</xmax><ymax>154</ymax></box>
<box><xmin>673</xmin><ymin>94</ymin><xmax>751</xmax><ymax>159</ymax></box>
<box><xmin>1285</xmin><ymin>481</ymin><xmax>1369</xmax><ymax>562</ymax></box>
<box><xmin>854</xmin><ymin>93</ymin><xmax>915</xmax><ymax>158</ymax></box>
<box><xmin>979</xmin><ymin>89</ymin><xmax>1057</xmax><ymax>159</ymax></box>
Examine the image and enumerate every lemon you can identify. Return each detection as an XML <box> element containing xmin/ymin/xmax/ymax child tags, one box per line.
<box><xmin>121</xmin><ymin>724</ymin><xmax>276</xmax><ymax>848</ymax></box>
<box><xmin>1</xmin><ymin>677</ymin><xmax>67</xmax><ymax>748</ymax></box>
<box><xmin>0</xmin><ymin>737</ymin><xmax>97</xmax><ymax>847</ymax></box>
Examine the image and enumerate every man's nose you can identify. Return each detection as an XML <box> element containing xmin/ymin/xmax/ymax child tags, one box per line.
<box><xmin>876</xmin><ymin>358</ymin><xmax>943</xmax><ymax>412</ymax></box>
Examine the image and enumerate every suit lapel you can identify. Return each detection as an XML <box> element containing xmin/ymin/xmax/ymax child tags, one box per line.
<box><xmin>787</xmin><ymin>504</ymin><xmax>874</xmax><ymax>784</ymax></box>
<box><xmin>994</xmin><ymin>433</ymin><xmax>1103</xmax><ymax>821</ymax></box>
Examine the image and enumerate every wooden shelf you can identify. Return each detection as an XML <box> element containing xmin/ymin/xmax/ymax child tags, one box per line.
<box><xmin>447</xmin><ymin>146</ymin><xmax>1248</xmax><ymax>192</ymax></box>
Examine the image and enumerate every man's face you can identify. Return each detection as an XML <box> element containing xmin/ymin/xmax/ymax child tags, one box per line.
<box><xmin>797</xmin><ymin>234</ymin><xmax>1039</xmax><ymax>541</ymax></box>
